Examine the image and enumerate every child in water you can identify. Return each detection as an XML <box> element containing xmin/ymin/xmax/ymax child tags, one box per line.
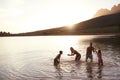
<box><xmin>97</xmin><ymin>50</ymin><xmax>103</xmax><ymax>66</ymax></box>
<box><xmin>54</xmin><ymin>51</ymin><xmax>63</xmax><ymax>66</ymax></box>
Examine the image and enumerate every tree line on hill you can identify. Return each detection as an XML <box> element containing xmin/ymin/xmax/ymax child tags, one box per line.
<box><xmin>0</xmin><ymin>31</ymin><xmax>12</xmax><ymax>36</ymax></box>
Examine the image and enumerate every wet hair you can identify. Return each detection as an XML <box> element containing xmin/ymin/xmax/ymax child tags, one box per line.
<box><xmin>59</xmin><ymin>51</ymin><xmax>63</xmax><ymax>54</ymax></box>
<box><xmin>70</xmin><ymin>47</ymin><xmax>74</xmax><ymax>53</ymax></box>
<box><xmin>90</xmin><ymin>42</ymin><xmax>92</xmax><ymax>45</ymax></box>
<box><xmin>70</xmin><ymin>47</ymin><xmax>74</xmax><ymax>50</ymax></box>
<box><xmin>98</xmin><ymin>50</ymin><xmax>101</xmax><ymax>53</ymax></box>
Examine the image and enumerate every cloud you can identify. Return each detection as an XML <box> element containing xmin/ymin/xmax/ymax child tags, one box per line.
<box><xmin>93</xmin><ymin>3</ymin><xmax>120</xmax><ymax>17</ymax></box>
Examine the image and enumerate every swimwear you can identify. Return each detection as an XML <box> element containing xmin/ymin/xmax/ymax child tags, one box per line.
<box><xmin>54</xmin><ymin>58</ymin><xmax>59</xmax><ymax>66</ymax></box>
<box><xmin>86</xmin><ymin>54</ymin><xmax>93</xmax><ymax>59</ymax></box>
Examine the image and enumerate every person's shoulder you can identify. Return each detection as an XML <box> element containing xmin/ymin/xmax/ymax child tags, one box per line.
<box><xmin>75</xmin><ymin>50</ymin><xmax>78</xmax><ymax>53</ymax></box>
<box><xmin>87</xmin><ymin>47</ymin><xmax>89</xmax><ymax>49</ymax></box>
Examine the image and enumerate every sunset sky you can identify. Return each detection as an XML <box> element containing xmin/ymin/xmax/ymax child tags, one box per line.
<box><xmin>0</xmin><ymin>0</ymin><xmax>120</xmax><ymax>33</ymax></box>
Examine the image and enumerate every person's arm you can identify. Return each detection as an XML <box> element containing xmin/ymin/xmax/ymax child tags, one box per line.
<box><xmin>68</xmin><ymin>52</ymin><xmax>75</xmax><ymax>56</ymax></box>
<box><xmin>92</xmin><ymin>47</ymin><xmax>95</xmax><ymax>52</ymax></box>
<box><xmin>94</xmin><ymin>47</ymin><xmax>98</xmax><ymax>55</ymax></box>
<box><xmin>68</xmin><ymin>49</ymin><xmax>75</xmax><ymax>56</ymax></box>
<box><xmin>86</xmin><ymin>48</ymin><xmax>88</xmax><ymax>55</ymax></box>
<box><xmin>68</xmin><ymin>53</ymin><xmax>74</xmax><ymax>56</ymax></box>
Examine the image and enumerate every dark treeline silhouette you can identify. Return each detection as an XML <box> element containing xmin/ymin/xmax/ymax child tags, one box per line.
<box><xmin>0</xmin><ymin>31</ymin><xmax>12</xmax><ymax>36</ymax></box>
<box><xmin>93</xmin><ymin>3</ymin><xmax>120</xmax><ymax>18</ymax></box>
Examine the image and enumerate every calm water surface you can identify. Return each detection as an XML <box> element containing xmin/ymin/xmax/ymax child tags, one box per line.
<box><xmin>0</xmin><ymin>35</ymin><xmax>120</xmax><ymax>80</ymax></box>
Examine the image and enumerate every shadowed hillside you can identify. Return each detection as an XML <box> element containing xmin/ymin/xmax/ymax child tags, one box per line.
<box><xmin>74</xmin><ymin>12</ymin><xmax>120</xmax><ymax>34</ymax></box>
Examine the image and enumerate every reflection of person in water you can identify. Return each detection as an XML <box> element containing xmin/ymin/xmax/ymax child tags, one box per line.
<box><xmin>97</xmin><ymin>66</ymin><xmax>103</xmax><ymax>79</ymax></box>
<box><xmin>86</xmin><ymin>63</ymin><xmax>93</xmax><ymax>78</ymax></box>
<box><xmin>86</xmin><ymin>43</ymin><xmax>95</xmax><ymax>62</ymax></box>
<box><xmin>54</xmin><ymin>51</ymin><xmax>63</xmax><ymax>66</ymax></box>
<box><xmin>54</xmin><ymin>64</ymin><xmax>63</xmax><ymax>80</ymax></box>
<box><xmin>86</xmin><ymin>62</ymin><xmax>103</xmax><ymax>79</ymax></box>
<box><xmin>68</xmin><ymin>47</ymin><xmax>81</xmax><ymax>61</ymax></box>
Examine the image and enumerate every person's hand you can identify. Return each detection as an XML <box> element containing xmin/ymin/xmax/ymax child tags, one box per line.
<box><xmin>68</xmin><ymin>54</ymin><xmax>71</xmax><ymax>56</ymax></box>
<box><xmin>68</xmin><ymin>54</ymin><xmax>74</xmax><ymax>56</ymax></box>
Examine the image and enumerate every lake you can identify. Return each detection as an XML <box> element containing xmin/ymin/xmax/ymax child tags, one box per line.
<box><xmin>0</xmin><ymin>35</ymin><xmax>120</xmax><ymax>80</ymax></box>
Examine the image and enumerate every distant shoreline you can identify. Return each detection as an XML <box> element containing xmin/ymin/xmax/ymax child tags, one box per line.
<box><xmin>0</xmin><ymin>33</ymin><xmax>120</xmax><ymax>37</ymax></box>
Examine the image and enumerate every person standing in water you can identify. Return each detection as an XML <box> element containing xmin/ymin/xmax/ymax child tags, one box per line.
<box><xmin>54</xmin><ymin>51</ymin><xmax>63</xmax><ymax>66</ymax></box>
<box><xmin>86</xmin><ymin>43</ymin><xmax>95</xmax><ymax>62</ymax></box>
<box><xmin>97</xmin><ymin>50</ymin><xmax>103</xmax><ymax>66</ymax></box>
<box><xmin>68</xmin><ymin>47</ymin><xmax>81</xmax><ymax>61</ymax></box>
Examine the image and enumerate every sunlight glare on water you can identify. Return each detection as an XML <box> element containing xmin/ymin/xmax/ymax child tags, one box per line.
<box><xmin>0</xmin><ymin>35</ymin><xmax>120</xmax><ymax>80</ymax></box>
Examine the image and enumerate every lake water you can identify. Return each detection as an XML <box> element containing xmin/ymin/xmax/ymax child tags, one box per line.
<box><xmin>0</xmin><ymin>35</ymin><xmax>120</xmax><ymax>80</ymax></box>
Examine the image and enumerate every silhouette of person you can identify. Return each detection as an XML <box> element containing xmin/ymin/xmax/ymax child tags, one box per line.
<box><xmin>68</xmin><ymin>47</ymin><xmax>81</xmax><ymax>61</ymax></box>
<box><xmin>54</xmin><ymin>51</ymin><xmax>63</xmax><ymax>66</ymax></box>
<box><xmin>86</xmin><ymin>43</ymin><xmax>95</xmax><ymax>62</ymax></box>
<box><xmin>54</xmin><ymin>63</ymin><xmax>63</xmax><ymax>80</ymax></box>
<box><xmin>97</xmin><ymin>65</ymin><xmax>103</xmax><ymax>79</ymax></box>
<box><xmin>97</xmin><ymin>50</ymin><xmax>103</xmax><ymax>66</ymax></box>
<box><xmin>86</xmin><ymin>62</ymin><xmax>93</xmax><ymax>78</ymax></box>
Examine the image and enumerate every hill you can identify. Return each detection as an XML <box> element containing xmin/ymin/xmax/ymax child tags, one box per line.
<box><xmin>14</xmin><ymin>12</ymin><xmax>120</xmax><ymax>36</ymax></box>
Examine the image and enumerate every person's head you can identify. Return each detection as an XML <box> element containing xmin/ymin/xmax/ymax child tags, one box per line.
<box><xmin>70</xmin><ymin>47</ymin><xmax>74</xmax><ymax>53</ymax></box>
<box><xmin>90</xmin><ymin>42</ymin><xmax>93</xmax><ymax>47</ymax></box>
<box><xmin>98</xmin><ymin>50</ymin><xmax>101</xmax><ymax>53</ymax></box>
<box><xmin>59</xmin><ymin>50</ymin><xmax>63</xmax><ymax>54</ymax></box>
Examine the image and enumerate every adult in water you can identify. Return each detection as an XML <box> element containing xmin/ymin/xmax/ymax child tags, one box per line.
<box><xmin>68</xmin><ymin>47</ymin><xmax>81</xmax><ymax>61</ymax></box>
<box><xmin>86</xmin><ymin>43</ymin><xmax>95</xmax><ymax>62</ymax></box>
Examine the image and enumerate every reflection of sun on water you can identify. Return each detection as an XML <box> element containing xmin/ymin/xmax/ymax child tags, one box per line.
<box><xmin>55</xmin><ymin>36</ymin><xmax>80</xmax><ymax>56</ymax></box>
<box><xmin>56</xmin><ymin>36</ymin><xmax>77</xmax><ymax>46</ymax></box>
<box><xmin>55</xmin><ymin>36</ymin><xmax>88</xmax><ymax>61</ymax></box>
<box><xmin>55</xmin><ymin>36</ymin><xmax>97</xmax><ymax>60</ymax></box>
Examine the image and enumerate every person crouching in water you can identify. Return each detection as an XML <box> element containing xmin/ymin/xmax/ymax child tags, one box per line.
<box><xmin>54</xmin><ymin>51</ymin><xmax>63</xmax><ymax>66</ymax></box>
<box><xmin>68</xmin><ymin>47</ymin><xmax>81</xmax><ymax>61</ymax></box>
<box><xmin>97</xmin><ymin>50</ymin><xmax>103</xmax><ymax>66</ymax></box>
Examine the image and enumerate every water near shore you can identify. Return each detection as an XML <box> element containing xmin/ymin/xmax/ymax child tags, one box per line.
<box><xmin>0</xmin><ymin>35</ymin><xmax>120</xmax><ymax>80</ymax></box>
